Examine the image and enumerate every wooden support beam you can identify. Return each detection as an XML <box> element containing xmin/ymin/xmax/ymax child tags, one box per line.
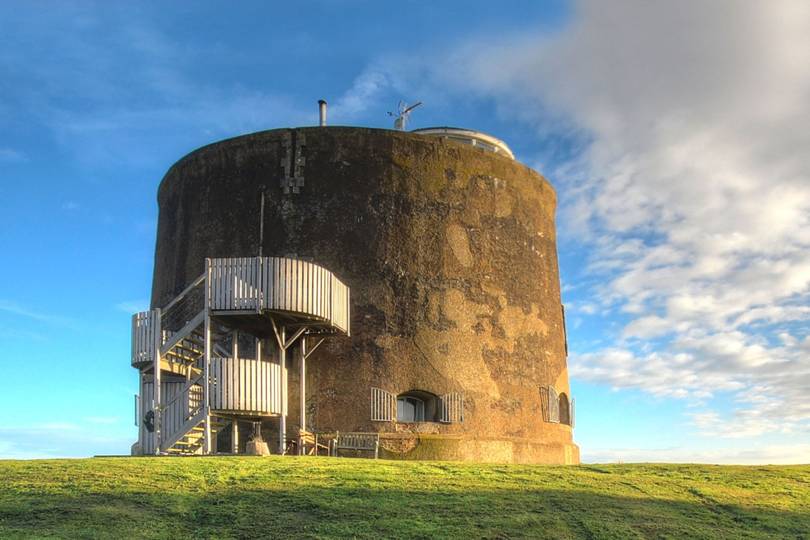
<box><xmin>153</xmin><ymin>307</ymin><xmax>162</xmax><ymax>454</ymax></box>
<box><xmin>299</xmin><ymin>338</ymin><xmax>306</xmax><ymax>456</ymax></box>
<box><xmin>203</xmin><ymin>260</ymin><xmax>212</xmax><ymax>455</ymax></box>
<box><xmin>284</xmin><ymin>326</ymin><xmax>307</xmax><ymax>350</ymax></box>
<box><xmin>303</xmin><ymin>337</ymin><xmax>325</xmax><ymax>360</ymax></box>
<box><xmin>232</xmin><ymin>329</ymin><xmax>239</xmax><ymax>360</ymax></box>
<box><xmin>279</xmin><ymin>325</ymin><xmax>286</xmax><ymax>455</ymax></box>
<box><xmin>231</xmin><ymin>420</ymin><xmax>239</xmax><ymax>454</ymax></box>
<box><xmin>270</xmin><ymin>317</ymin><xmax>283</xmax><ymax>349</ymax></box>
<box><xmin>138</xmin><ymin>372</ymin><xmax>145</xmax><ymax>453</ymax></box>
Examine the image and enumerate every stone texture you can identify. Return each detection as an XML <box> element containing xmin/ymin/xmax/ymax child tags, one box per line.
<box><xmin>151</xmin><ymin>126</ymin><xmax>579</xmax><ymax>464</ymax></box>
<box><xmin>245</xmin><ymin>439</ymin><xmax>270</xmax><ymax>456</ymax></box>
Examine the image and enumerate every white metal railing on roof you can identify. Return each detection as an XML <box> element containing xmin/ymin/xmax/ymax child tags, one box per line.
<box><xmin>412</xmin><ymin>127</ymin><xmax>515</xmax><ymax>160</ymax></box>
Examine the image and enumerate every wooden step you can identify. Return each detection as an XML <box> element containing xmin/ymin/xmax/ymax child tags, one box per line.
<box><xmin>158</xmin><ymin>359</ymin><xmax>193</xmax><ymax>376</ymax></box>
<box><xmin>174</xmin><ymin>439</ymin><xmax>202</xmax><ymax>446</ymax></box>
<box><xmin>166</xmin><ymin>447</ymin><xmax>199</xmax><ymax>454</ymax></box>
<box><xmin>164</xmin><ymin>350</ymin><xmax>201</xmax><ymax>364</ymax></box>
<box><xmin>178</xmin><ymin>340</ymin><xmax>204</xmax><ymax>353</ymax></box>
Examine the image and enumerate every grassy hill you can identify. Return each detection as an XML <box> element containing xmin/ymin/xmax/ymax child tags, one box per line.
<box><xmin>0</xmin><ymin>457</ymin><xmax>808</xmax><ymax>539</ymax></box>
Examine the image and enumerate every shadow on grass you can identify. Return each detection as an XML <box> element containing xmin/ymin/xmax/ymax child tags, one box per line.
<box><xmin>1</xmin><ymin>483</ymin><xmax>808</xmax><ymax>539</ymax></box>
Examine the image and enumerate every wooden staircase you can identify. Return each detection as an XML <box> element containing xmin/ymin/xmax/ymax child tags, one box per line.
<box><xmin>164</xmin><ymin>413</ymin><xmax>228</xmax><ymax>455</ymax></box>
<box><xmin>132</xmin><ymin>257</ymin><xmax>352</xmax><ymax>456</ymax></box>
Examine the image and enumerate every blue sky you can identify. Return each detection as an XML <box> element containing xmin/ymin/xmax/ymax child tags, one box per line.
<box><xmin>2</xmin><ymin>1</ymin><xmax>809</xmax><ymax>463</ymax></box>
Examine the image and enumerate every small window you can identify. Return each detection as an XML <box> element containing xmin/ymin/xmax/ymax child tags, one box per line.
<box><xmin>559</xmin><ymin>392</ymin><xmax>571</xmax><ymax>425</ymax></box>
<box><xmin>396</xmin><ymin>390</ymin><xmax>439</xmax><ymax>422</ymax></box>
<box><xmin>397</xmin><ymin>396</ymin><xmax>425</xmax><ymax>422</ymax></box>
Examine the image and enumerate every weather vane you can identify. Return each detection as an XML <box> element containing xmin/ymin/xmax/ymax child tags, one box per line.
<box><xmin>388</xmin><ymin>100</ymin><xmax>422</xmax><ymax>130</ymax></box>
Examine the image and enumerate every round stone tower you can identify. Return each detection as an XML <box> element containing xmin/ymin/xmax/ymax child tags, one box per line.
<box><xmin>151</xmin><ymin>126</ymin><xmax>579</xmax><ymax>464</ymax></box>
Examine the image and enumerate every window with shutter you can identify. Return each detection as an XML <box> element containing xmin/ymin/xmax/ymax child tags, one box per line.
<box><xmin>540</xmin><ymin>386</ymin><xmax>571</xmax><ymax>425</ymax></box>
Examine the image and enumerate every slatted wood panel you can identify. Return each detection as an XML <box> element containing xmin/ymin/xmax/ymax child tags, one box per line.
<box><xmin>571</xmin><ymin>397</ymin><xmax>575</xmax><ymax>428</ymax></box>
<box><xmin>208</xmin><ymin>257</ymin><xmax>350</xmax><ymax>335</ymax></box>
<box><xmin>140</xmin><ymin>380</ymin><xmax>189</xmax><ymax>454</ymax></box>
<box><xmin>209</xmin><ymin>357</ymin><xmax>281</xmax><ymax>414</ymax></box>
<box><xmin>131</xmin><ymin>310</ymin><xmax>159</xmax><ymax>366</ymax></box>
<box><xmin>540</xmin><ymin>386</ymin><xmax>562</xmax><ymax>423</ymax></box>
<box><xmin>134</xmin><ymin>394</ymin><xmax>140</xmax><ymax>427</ymax></box>
<box><xmin>140</xmin><ymin>380</ymin><xmax>154</xmax><ymax>454</ymax></box>
<box><xmin>549</xmin><ymin>387</ymin><xmax>560</xmax><ymax>423</ymax></box>
<box><xmin>439</xmin><ymin>392</ymin><xmax>464</xmax><ymax>423</ymax></box>
<box><xmin>330</xmin><ymin>273</ymin><xmax>349</xmax><ymax>334</ymax></box>
<box><xmin>161</xmin><ymin>381</ymin><xmax>192</xmax><ymax>444</ymax></box>
<box><xmin>370</xmin><ymin>387</ymin><xmax>395</xmax><ymax>421</ymax></box>
<box><xmin>209</xmin><ymin>258</ymin><xmax>262</xmax><ymax>310</ymax></box>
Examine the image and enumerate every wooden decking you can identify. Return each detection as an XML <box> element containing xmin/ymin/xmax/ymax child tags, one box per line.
<box><xmin>132</xmin><ymin>257</ymin><xmax>350</xmax><ymax>369</ymax></box>
<box><xmin>208</xmin><ymin>257</ymin><xmax>350</xmax><ymax>335</ymax></box>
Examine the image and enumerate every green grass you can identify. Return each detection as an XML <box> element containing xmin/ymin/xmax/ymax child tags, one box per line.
<box><xmin>0</xmin><ymin>458</ymin><xmax>808</xmax><ymax>539</ymax></box>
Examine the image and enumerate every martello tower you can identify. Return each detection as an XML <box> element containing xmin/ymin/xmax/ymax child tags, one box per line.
<box><xmin>130</xmin><ymin>117</ymin><xmax>579</xmax><ymax>464</ymax></box>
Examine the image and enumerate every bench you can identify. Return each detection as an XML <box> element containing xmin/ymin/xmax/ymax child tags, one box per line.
<box><xmin>331</xmin><ymin>431</ymin><xmax>380</xmax><ymax>459</ymax></box>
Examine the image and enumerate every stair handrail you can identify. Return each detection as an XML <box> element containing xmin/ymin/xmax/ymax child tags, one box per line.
<box><xmin>160</xmin><ymin>408</ymin><xmax>207</xmax><ymax>454</ymax></box>
<box><xmin>161</xmin><ymin>373</ymin><xmax>204</xmax><ymax>420</ymax></box>
<box><xmin>161</xmin><ymin>272</ymin><xmax>206</xmax><ymax>313</ymax></box>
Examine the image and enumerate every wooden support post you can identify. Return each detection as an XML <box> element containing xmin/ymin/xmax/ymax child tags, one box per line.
<box><xmin>269</xmin><ymin>319</ymin><xmax>311</xmax><ymax>456</ymax></box>
<box><xmin>299</xmin><ymin>338</ymin><xmax>306</xmax><ymax>455</ymax></box>
<box><xmin>138</xmin><ymin>372</ymin><xmax>144</xmax><ymax>454</ymax></box>
<box><xmin>279</xmin><ymin>325</ymin><xmax>286</xmax><ymax>455</ymax></box>
<box><xmin>203</xmin><ymin>260</ymin><xmax>212</xmax><ymax>455</ymax></box>
<box><xmin>231</xmin><ymin>420</ymin><xmax>239</xmax><ymax>454</ymax></box>
<box><xmin>153</xmin><ymin>307</ymin><xmax>162</xmax><ymax>454</ymax></box>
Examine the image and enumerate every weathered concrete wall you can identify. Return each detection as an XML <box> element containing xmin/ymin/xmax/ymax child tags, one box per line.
<box><xmin>152</xmin><ymin>127</ymin><xmax>579</xmax><ymax>464</ymax></box>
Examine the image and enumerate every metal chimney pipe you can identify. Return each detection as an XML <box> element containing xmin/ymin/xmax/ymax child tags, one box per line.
<box><xmin>318</xmin><ymin>99</ymin><xmax>327</xmax><ymax>126</ymax></box>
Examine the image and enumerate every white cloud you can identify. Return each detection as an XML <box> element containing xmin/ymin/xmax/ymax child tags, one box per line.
<box><xmin>0</xmin><ymin>300</ymin><xmax>77</xmax><ymax>328</ymax></box>
<box><xmin>421</xmin><ymin>0</ymin><xmax>810</xmax><ymax>441</ymax></box>
<box><xmin>330</xmin><ymin>69</ymin><xmax>391</xmax><ymax>122</ymax></box>
<box><xmin>116</xmin><ymin>300</ymin><xmax>149</xmax><ymax>314</ymax></box>
<box><xmin>623</xmin><ymin>315</ymin><xmax>671</xmax><ymax>339</ymax></box>
<box><xmin>584</xmin><ymin>443</ymin><xmax>810</xmax><ymax>465</ymax></box>
<box><xmin>85</xmin><ymin>416</ymin><xmax>119</xmax><ymax>425</ymax></box>
<box><xmin>0</xmin><ymin>424</ymin><xmax>132</xmax><ymax>459</ymax></box>
<box><xmin>38</xmin><ymin>422</ymin><xmax>81</xmax><ymax>431</ymax></box>
<box><xmin>0</xmin><ymin>5</ymin><xmax>311</xmax><ymax>170</ymax></box>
